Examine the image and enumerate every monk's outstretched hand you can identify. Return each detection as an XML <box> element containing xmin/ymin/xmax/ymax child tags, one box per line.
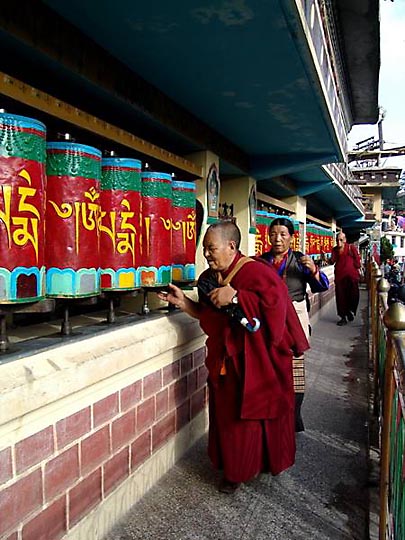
<box><xmin>157</xmin><ymin>284</ymin><xmax>185</xmax><ymax>309</ymax></box>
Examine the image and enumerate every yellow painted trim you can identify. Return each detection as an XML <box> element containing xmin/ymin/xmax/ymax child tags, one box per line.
<box><xmin>306</xmin><ymin>213</ymin><xmax>332</xmax><ymax>228</ymax></box>
<box><xmin>257</xmin><ymin>192</ymin><xmax>294</xmax><ymax>213</ymax></box>
<box><xmin>0</xmin><ymin>72</ymin><xmax>202</xmax><ymax>177</ymax></box>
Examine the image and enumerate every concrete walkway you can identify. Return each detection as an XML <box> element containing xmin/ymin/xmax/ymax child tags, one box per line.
<box><xmin>104</xmin><ymin>291</ymin><xmax>373</xmax><ymax>540</ymax></box>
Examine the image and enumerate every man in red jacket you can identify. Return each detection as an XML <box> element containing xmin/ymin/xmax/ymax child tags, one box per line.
<box><xmin>331</xmin><ymin>232</ymin><xmax>361</xmax><ymax>326</ymax></box>
<box><xmin>159</xmin><ymin>222</ymin><xmax>309</xmax><ymax>493</ymax></box>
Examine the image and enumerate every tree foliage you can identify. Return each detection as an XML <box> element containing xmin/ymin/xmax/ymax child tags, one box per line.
<box><xmin>381</xmin><ymin>236</ymin><xmax>394</xmax><ymax>263</ymax></box>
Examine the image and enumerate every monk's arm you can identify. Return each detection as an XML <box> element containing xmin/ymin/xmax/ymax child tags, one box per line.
<box><xmin>352</xmin><ymin>246</ymin><xmax>361</xmax><ymax>269</ymax></box>
<box><xmin>158</xmin><ymin>284</ymin><xmax>202</xmax><ymax>319</ymax></box>
<box><xmin>180</xmin><ymin>296</ymin><xmax>203</xmax><ymax>319</ymax></box>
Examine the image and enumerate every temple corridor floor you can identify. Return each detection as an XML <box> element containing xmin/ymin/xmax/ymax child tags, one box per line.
<box><xmin>104</xmin><ymin>290</ymin><xmax>376</xmax><ymax>540</ymax></box>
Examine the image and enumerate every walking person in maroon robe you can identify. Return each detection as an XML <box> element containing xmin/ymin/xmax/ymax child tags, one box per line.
<box><xmin>331</xmin><ymin>232</ymin><xmax>361</xmax><ymax>326</ymax></box>
<box><xmin>159</xmin><ymin>222</ymin><xmax>309</xmax><ymax>493</ymax></box>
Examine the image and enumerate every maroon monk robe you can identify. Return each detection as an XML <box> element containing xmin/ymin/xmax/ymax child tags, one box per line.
<box><xmin>198</xmin><ymin>254</ymin><xmax>309</xmax><ymax>483</ymax></box>
<box><xmin>331</xmin><ymin>243</ymin><xmax>361</xmax><ymax>318</ymax></box>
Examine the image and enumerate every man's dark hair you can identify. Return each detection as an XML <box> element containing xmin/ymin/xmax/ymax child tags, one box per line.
<box><xmin>207</xmin><ymin>221</ymin><xmax>241</xmax><ymax>249</ymax></box>
<box><xmin>269</xmin><ymin>217</ymin><xmax>294</xmax><ymax>237</ymax></box>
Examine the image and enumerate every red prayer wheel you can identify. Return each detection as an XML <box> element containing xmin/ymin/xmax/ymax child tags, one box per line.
<box><xmin>313</xmin><ymin>225</ymin><xmax>321</xmax><ymax>255</ymax></box>
<box><xmin>305</xmin><ymin>224</ymin><xmax>310</xmax><ymax>254</ymax></box>
<box><xmin>99</xmin><ymin>158</ymin><xmax>142</xmax><ymax>291</ymax></box>
<box><xmin>0</xmin><ymin>112</ymin><xmax>46</xmax><ymax>303</ymax></box>
<box><xmin>292</xmin><ymin>220</ymin><xmax>300</xmax><ymax>251</ymax></box>
<box><xmin>140</xmin><ymin>172</ymin><xmax>172</xmax><ymax>287</ymax></box>
<box><xmin>45</xmin><ymin>142</ymin><xmax>101</xmax><ymax>298</ymax></box>
<box><xmin>326</xmin><ymin>230</ymin><xmax>333</xmax><ymax>253</ymax></box>
<box><xmin>171</xmin><ymin>181</ymin><xmax>196</xmax><ymax>283</ymax></box>
<box><xmin>319</xmin><ymin>228</ymin><xmax>325</xmax><ymax>254</ymax></box>
<box><xmin>255</xmin><ymin>210</ymin><xmax>269</xmax><ymax>256</ymax></box>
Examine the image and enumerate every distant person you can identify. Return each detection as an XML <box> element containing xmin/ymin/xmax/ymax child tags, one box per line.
<box><xmin>331</xmin><ymin>232</ymin><xmax>361</xmax><ymax>326</ymax></box>
<box><xmin>389</xmin><ymin>260</ymin><xmax>402</xmax><ymax>286</ymax></box>
<box><xmin>319</xmin><ymin>251</ymin><xmax>328</xmax><ymax>268</ymax></box>
<box><xmin>383</xmin><ymin>260</ymin><xmax>391</xmax><ymax>279</ymax></box>
<box><xmin>159</xmin><ymin>222</ymin><xmax>308</xmax><ymax>493</ymax></box>
<box><xmin>261</xmin><ymin>217</ymin><xmax>329</xmax><ymax>432</ymax></box>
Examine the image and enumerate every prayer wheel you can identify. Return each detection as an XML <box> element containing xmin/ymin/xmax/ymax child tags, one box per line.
<box><xmin>313</xmin><ymin>225</ymin><xmax>321</xmax><ymax>256</ymax></box>
<box><xmin>45</xmin><ymin>142</ymin><xmax>102</xmax><ymax>297</ymax></box>
<box><xmin>319</xmin><ymin>228</ymin><xmax>324</xmax><ymax>255</ymax></box>
<box><xmin>140</xmin><ymin>172</ymin><xmax>172</xmax><ymax>287</ymax></box>
<box><xmin>305</xmin><ymin>225</ymin><xmax>309</xmax><ymax>254</ymax></box>
<box><xmin>266</xmin><ymin>211</ymin><xmax>274</xmax><ymax>248</ymax></box>
<box><xmin>99</xmin><ymin>158</ymin><xmax>142</xmax><ymax>290</ymax></box>
<box><xmin>325</xmin><ymin>229</ymin><xmax>333</xmax><ymax>254</ymax></box>
<box><xmin>292</xmin><ymin>219</ymin><xmax>300</xmax><ymax>251</ymax></box>
<box><xmin>0</xmin><ymin>112</ymin><xmax>46</xmax><ymax>303</ymax></box>
<box><xmin>306</xmin><ymin>223</ymin><xmax>313</xmax><ymax>255</ymax></box>
<box><xmin>255</xmin><ymin>210</ymin><xmax>270</xmax><ymax>256</ymax></box>
<box><xmin>171</xmin><ymin>181</ymin><xmax>196</xmax><ymax>283</ymax></box>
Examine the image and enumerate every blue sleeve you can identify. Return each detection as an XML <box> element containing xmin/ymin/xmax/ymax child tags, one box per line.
<box><xmin>306</xmin><ymin>270</ymin><xmax>329</xmax><ymax>293</ymax></box>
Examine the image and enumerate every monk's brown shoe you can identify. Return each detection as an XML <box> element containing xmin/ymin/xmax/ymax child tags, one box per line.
<box><xmin>218</xmin><ymin>479</ymin><xmax>240</xmax><ymax>494</ymax></box>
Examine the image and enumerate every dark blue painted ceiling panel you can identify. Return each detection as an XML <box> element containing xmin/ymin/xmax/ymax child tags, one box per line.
<box><xmin>36</xmin><ymin>0</ymin><xmax>363</xmax><ymax>227</ymax></box>
<box><xmin>44</xmin><ymin>0</ymin><xmax>340</xmax><ymax>172</ymax></box>
<box><xmin>291</xmin><ymin>166</ymin><xmax>364</xmax><ymax>225</ymax></box>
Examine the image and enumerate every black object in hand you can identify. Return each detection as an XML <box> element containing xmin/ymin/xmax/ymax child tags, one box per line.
<box><xmin>198</xmin><ymin>274</ymin><xmax>260</xmax><ymax>332</ymax></box>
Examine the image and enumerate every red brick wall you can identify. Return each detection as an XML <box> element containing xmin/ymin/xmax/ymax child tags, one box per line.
<box><xmin>307</xmin><ymin>274</ymin><xmax>335</xmax><ymax>317</ymax></box>
<box><xmin>0</xmin><ymin>348</ymin><xmax>208</xmax><ymax>540</ymax></box>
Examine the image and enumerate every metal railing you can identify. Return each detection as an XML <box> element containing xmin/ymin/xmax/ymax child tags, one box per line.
<box><xmin>370</xmin><ymin>263</ymin><xmax>405</xmax><ymax>539</ymax></box>
<box><xmin>296</xmin><ymin>0</ymin><xmax>367</xmax><ymax>215</ymax></box>
<box><xmin>298</xmin><ymin>0</ymin><xmax>351</xmax><ymax>154</ymax></box>
<box><xmin>324</xmin><ymin>162</ymin><xmax>365</xmax><ymax>213</ymax></box>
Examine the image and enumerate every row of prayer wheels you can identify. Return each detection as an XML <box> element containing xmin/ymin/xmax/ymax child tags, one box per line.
<box><xmin>255</xmin><ymin>210</ymin><xmax>334</xmax><ymax>256</ymax></box>
<box><xmin>0</xmin><ymin>112</ymin><xmax>196</xmax><ymax>304</ymax></box>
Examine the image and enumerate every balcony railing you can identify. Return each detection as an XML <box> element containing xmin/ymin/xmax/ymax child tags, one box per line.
<box><xmin>297</xmin><ymin>0</ymin><xmax>352</xmax><ymax>156</ymax></box>
<box><xmin>324</xmin><ymin>162</ymin><xmax>365</xmax><ymax>214</ymax></box>
<box><xmin>371</xmin><ymin>266</ymin><xmax>405</xmax><ymax>540</ymax></box>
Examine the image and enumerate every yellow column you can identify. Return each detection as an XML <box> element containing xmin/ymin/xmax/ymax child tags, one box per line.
<box><xmin>283</xmin><ymin>195</ymin><xmax>307</xmax><ymax>252</ymax></box>
<box><xmin>220</xmin><ymin>176</ymin><xmax>256</xmax><ymax>256</ymax></box>
<box><xmin>367</xmin><ymin>189</ymin><xmax>382</xmax><ymax>221</ymax></box>
<box><xmin>186</xmin><ymin>151</ymin><xmax>219</xmax><ymax>276</ymax></box>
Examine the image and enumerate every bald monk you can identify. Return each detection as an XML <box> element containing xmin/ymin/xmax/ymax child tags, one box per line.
<box><xmin>331</xmin><ymin>232</ymin><xmax>361</xmax><ymax>326</ymax></box>
<box><xmin>159</xmin><ymin>222</ymin><xmax>309</xmax><ymax>493</ymax></box>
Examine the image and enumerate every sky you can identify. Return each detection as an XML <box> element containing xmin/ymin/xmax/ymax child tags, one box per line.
<box><xmin>347</xmin><ymin>0</ymin><xmax>405</xmax><ymax>170</ymax></box>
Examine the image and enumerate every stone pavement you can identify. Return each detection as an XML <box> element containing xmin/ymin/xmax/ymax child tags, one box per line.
<box><xmin>104</xmin><ymin>290</ymin><xmax>374</xmax><ymax>540</ymax></box>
